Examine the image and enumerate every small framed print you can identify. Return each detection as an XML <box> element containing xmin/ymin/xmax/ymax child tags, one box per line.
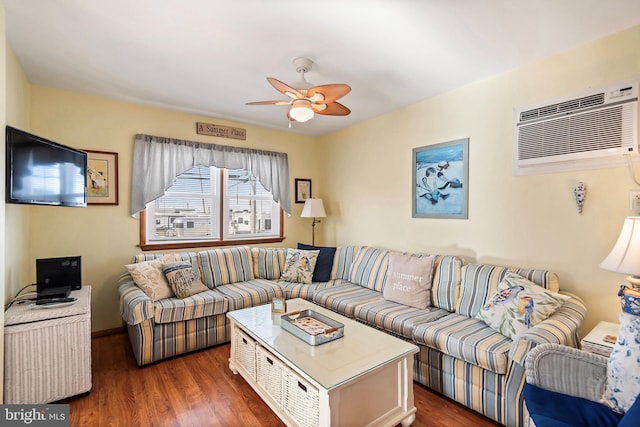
<box><xmin>271</xmin><ymin>298</ymin><xmax>287</xmax><ymax>313</ymax></box>
<box><xmin>84</xmin><ymin>149</ymin><xmax>119</xmax><ymax>205</ymax></box>
<box><xmin>295</xmin><ymin>178</ymin><xmax>312</xmax><ymax>203</ymax></box>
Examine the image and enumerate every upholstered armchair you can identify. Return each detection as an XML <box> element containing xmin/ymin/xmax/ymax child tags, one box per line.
<box><xmin>524</xmin><ymin>343</ymin><xmax>638</xmax><ymax>427</ymax></box>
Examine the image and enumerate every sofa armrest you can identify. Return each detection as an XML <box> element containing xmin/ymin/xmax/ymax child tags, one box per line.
<box><xmin>118</xmin><ymin>273</ymin><xmax>154</xmax><ymax>325</ymax></box>
<box><xmin>525</xmin><ymin>343</ymin><xmax>608</xmax><ymax>402</ymax></box>
<box><xmin>509</xmin><ymin>295</ymin><xmax>587</xmax><ymax>365</ymax></box>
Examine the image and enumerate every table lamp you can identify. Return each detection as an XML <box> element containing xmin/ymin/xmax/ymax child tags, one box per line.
<box><xmin>600</xmin><ymin>216</ymin><xmax>640</xmax><ymax>315</ymax></box>
<box><xmin>300</xmin><ymin>198</ymin><xmax>326</xmax><ymax>245</ymax></box>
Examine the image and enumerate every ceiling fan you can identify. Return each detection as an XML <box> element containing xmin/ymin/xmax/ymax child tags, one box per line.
<box><xmin>246</xmin><ymin>57</ymin><xmax>351</xmax><ymax>124</ymax></box>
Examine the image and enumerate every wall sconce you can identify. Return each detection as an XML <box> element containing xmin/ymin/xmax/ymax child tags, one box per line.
<box><xmin>574</xmin><ymin>182</ymin><xmax>586</xmax><ymax>214</ymax></box>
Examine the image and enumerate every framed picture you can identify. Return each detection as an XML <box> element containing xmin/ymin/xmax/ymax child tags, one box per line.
<box><xmin>295</xmin><ymin>178</ymin><xmax>312</xmax><ymax>203</ymax></box>
<box><xmin>84</xmin><ymin>150</ymin><xmax>119</xmax><ymax>205</ymax></box>
<box><xmin>412</xmin><ymin>138</ymin><xmax>469</xmax><ymax>219</ymax></box>
<box><xmin>271</xmin><ymin>298</ymin><xmax>287</xmax><ymax>313</ymax></box>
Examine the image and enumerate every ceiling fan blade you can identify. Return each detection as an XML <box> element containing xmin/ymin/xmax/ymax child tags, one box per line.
<box><xmin>314</xmin><ymin>101</ymin><xmax>351</xmax><ymax>116</ymax></box>
<box><xmin>246</xmin><ymin>100</ymin><xmax>290</xmax><ymax>105</ymax></box>
<box><xmin>307</xmin><ymin>84</ymin><xmax>351</xmax><ymax>103</ymax></box>
<box><xmin>267</xmin><ymin>77</ymin><xmax>304</xmax><ymax>99</ymax></box>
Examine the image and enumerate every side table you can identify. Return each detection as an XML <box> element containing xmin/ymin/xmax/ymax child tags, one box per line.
<box><xmin>4</xmin><ymin>286</ymin><xmax>92</xmax><ymax>404</ymax></box>
<box><xmin>581</xmin><ymin>320</ymin><xmax>619</xmax><ymax>357</ymax></box>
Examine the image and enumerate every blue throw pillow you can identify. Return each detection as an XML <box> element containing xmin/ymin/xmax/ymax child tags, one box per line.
<box><xmin>618</xmin><ymin>394</ymin><xmax>640</xmax><ymax>427</ymax></box>
<box><xmin>523</xmin><ymin>383</ymin><xmax>622</xmax><ymax>427</ymax></box>
<box><xmin>297</xmin><ymin>243</ymin><xmax>336</xmax><ymax>282</ymax></box>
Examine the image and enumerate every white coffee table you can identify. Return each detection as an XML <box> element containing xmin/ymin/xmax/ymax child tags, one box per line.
<box><xmin>227</xmin><ymin>298</ymin><xmax>418</xmax><ymax>427</ymax></box>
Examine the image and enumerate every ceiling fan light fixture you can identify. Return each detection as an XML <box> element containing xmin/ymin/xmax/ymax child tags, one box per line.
<box><xmin>289</xmin><ymin>99</ymin><xmax>314</xmax><ymax>122</ymax></box>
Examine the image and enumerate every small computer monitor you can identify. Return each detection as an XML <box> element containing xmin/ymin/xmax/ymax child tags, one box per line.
<box><xmin>36</xmin><ymin>256</ymin><xmax>82</xmax><ymax>292</ymax></box>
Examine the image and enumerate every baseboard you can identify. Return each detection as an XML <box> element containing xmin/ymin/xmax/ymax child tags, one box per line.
<box><xmin>91</xmin><ymin>326</ymin><xmax>126</xmax><ymax>338</ymax></box>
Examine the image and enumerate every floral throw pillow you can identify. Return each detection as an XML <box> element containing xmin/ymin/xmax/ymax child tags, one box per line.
<box><xmin>604</xmin><ymin>312</ymin><xmax>640</xmax><ymax>413</ymax></box>
<box><xmin>125</xmin><ymin>254</ymin><xmax>176</xmax><ymax>301</ymax></box>
<box><xmin>162</xmin><ymin>261</ymin><xmax>209</xmax><ymax>299</ymax></box>
<box><xmin>280</xmin><ymin>249</ymin><xmax>320</xmax><ymax>284</ymax></box>
<box><xmin>475</xmin><ymin>272</ymin><xmax>569</xmax><ymax>339</ymax></box>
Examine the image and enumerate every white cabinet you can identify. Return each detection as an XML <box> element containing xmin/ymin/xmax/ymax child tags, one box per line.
<box><xmin>4</xmin><ymin>287</ymin><xmax>92</xmax><ymax>404</ymax></box>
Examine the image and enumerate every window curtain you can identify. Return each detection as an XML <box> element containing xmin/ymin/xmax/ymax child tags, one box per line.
<box><xmin>130</xmin><ymin>134</ymin><xmax>291</xmax><ymax>216</ymax></box>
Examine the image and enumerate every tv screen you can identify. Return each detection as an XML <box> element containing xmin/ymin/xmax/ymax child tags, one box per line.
<box><xmin>5</xmin><ymin>126</ymin><xmax>87</xmax><ymax>207</ymax></box>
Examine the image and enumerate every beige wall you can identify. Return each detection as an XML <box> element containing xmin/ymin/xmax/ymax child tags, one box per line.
<box><xmin>21</xmin><ymin>87</ymin><xmax>321</xmax><ymax>331</ymax></box>
<box><xmin>0</xmin><ymin>0</ymin><xmax>5</xmax><ymax>403</ymax></box>
<box><xmin>4</xmin><ymin>44</ymin><xmax>31</xmax><ymax>304</ymax></box>
<box><xmin>319</xmin><ymin>25</ymin><xmax>640</xmax><ymax>334</ymax></box>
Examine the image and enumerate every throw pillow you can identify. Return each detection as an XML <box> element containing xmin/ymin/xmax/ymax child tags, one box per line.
<box><xmin>382</xmin><ymin>253</ymin><xmax>435</xmax><ymax>309</ymax></box>
<box><xmin>125</xmin><ymin>254</ymin><xmax>175</xmax><ymax>301</ymax></box>
<box><xmin>604</xmin><ymin>312</ymin><xmax>640</xmax><ymax>414</ymax></box>
<box><xmin>280</xmin><ymin>249</ymin><xmax>319</xmax><ymax>284</ymax></box>
<box><xmin>162</xmin><ymin>261</ymin><xmax>208</xmax><ymax>299</ymax></box>
<box><xmin>297</xmin><ymin>243</ymin><xmax>336</xmax><ymax>282</ymax></box>
<box><xmin>475</xmin><ymin>272</ymin><xmax>569</xmax><ymax>339</ymax></box>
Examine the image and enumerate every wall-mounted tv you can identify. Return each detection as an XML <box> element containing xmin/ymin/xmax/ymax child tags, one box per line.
<box><xmin>5</xmin><ymin>126</ymin><xmax>87</xmax><ymax>207</ymax></box>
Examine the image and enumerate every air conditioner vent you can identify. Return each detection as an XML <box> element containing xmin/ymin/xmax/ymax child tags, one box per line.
<box><xmin>519</xmin><ymin>93</ymin><xmax>605</xmax><ymax>122</ymax></box>
<box><xmin>514</xmin><ymin>78</ymin><xmax>639</xmax><ymax>175</ymax></box>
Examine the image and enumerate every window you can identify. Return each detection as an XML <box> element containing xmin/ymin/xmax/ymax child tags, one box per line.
<box><xmin>140</xmin><ymin>166</ymin><xmax>283</xmax><ymax>250</ymax></box>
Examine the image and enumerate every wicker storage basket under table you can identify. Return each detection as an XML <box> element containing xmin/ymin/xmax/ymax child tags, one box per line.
<box><xmin>4</xmin><ymin>287</ymin><xmax>92</xmax><ymax>404</ymax></box>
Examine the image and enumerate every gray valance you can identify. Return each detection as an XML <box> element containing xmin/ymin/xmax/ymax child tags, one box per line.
<box><xmin>130</xmin><ymin>134</ymin><xmax>291</xmax><ymax>216</ymax></box>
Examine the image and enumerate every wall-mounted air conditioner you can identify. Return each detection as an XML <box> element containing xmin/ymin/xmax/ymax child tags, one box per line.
<box><xmin>513</xmin><ymin>78</ymin><xmax>638</xmax><ymax>175</ymax></box>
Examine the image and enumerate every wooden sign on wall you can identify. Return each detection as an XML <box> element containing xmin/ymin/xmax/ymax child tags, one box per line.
<box><xmin>196</xmin><ymin>122</ymin><xmax>246</xmax><ymax>140</ymax></box>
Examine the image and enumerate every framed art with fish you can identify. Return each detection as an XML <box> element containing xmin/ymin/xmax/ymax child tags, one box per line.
<box><xmin>412</xmin><ymin>138</ymin><xmax>468</xmax><ymax>219</ymax></box>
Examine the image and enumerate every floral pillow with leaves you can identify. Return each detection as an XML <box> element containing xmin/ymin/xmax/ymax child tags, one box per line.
<box><xmin>475</xmin><ymin>272</ymin><xmax>569</xmax><ymax>339</ymax></box>
<box><xmin>280</xmin><ymin>249</ymin><xmax>320</xmax><ymax>284</ymax></box>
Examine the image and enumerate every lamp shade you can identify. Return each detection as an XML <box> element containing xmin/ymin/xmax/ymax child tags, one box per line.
<box><xmin>301</xmin><ymin>198</ymin><xmax>326</xmax><ymax>218</ymax></box>
<box><xmin>289</xmin><ymin>99</ymin><xmax>314</xmax><ymax>122</ymax></box>
<box><xmin>600</xmin><ymin>216</ymin><xmax>640</xmax><ymax>276</ymax></box>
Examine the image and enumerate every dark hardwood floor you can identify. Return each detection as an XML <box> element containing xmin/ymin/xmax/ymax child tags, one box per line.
<box><xmin>65</xmin><ymin>332</ymin><xmax>500</xmax><ymax>426</ymax></box>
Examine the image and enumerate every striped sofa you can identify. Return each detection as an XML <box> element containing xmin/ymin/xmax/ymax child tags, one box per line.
<box><xmin>118</xmin><ymin>245</ymin><xmax>586</xmax><ymax>427</ymax></box>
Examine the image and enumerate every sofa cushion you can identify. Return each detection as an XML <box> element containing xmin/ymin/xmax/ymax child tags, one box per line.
<box><xmin>162</xmin><ymin>261</ymin><xmax>209</xmax><ymax>298</ymax></box>
<box><xmin>313</xmin><ymin>283</ymin><xmax>384</xmax><ymax>317</ymax></box>
<box><xmin>456</xmin><ymin>264</ymin><xmax>559</xmax><ymax>318</ymax></box>
<box><xmin>280</xmin><ymin>248</ymin><xmax>319</xmax><ymax>284</ymax></box>
<box><xmin>353</xmin><ymin>299</ymin><xmax>450</xmax><ymax>339</ymax></box>
<box><xmin>198</xmin><ymin>246</ymin><xmax>254</xmax><ymax>288</ymax></box>
<box><xmin>475</xmin><ymin>272</ymin><xmax>569</xmax><ymax>339</ymax></box>
<box><xmin>412</xmin><ymin>313</ymin><xmax>512</xmax><ymax>374</ymax></box>
<box><xmin>214</xmin><ymin>279</ymin><xmax>285</xmax><ymax>311</ymax></box>
<box><xmin>431</xmin><ymin>255</ymin><xmax>463</xmax><ymax>312</ymax></box>
<box><xmin>297</xmin><ymin>243</ymin><xmax>336</xmax><ymax>282</ymax></box>
<box><xmin>153</xmin><ymin>289</ymin><xmax>228</xmax><ymax>323</ymax></box>
<box><xmin>383</xmin><ymin>253</ymin><xmax>435</xmax><ymax>309</ymax></box>
<box><xmin>251</xmin><ymin>247</ymin><xmax>287</xmax><ymax>280</ymax></box>
<box><xmin>348</xmin><ymin>247</ymin><xmax>389</xmax><ymax>291</ymax></box>
<box><xmin>125</xmin><ymin>255</ymin><xmax>175</xmax><ymax>301</ymax></box>
<box><xmin>283</xmin><ymin>280</ymin><xmax>345</xmax><ymax>301</ymax></box>
<box><xmin>330</xmin><ymin>246</ymin><xmax>363</xmax><ymax>280</ymax></box>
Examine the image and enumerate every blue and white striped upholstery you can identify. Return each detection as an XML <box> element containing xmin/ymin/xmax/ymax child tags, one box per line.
<box><xmin>414</xmin><ymin>344</ymin><xmax>527</xmax><ymax>427</ymax></box>
<box><xmin>353</xmin><ymin>299</ymin><xmax>450</xmax><ymax>338</ymax></box>
<box><xmin>198</xmin><ymin>246</ymin><xmax>254</xmax><ymax>288</ymax></box>
<box><xmin>413</xmin><ymin>313</ymin><xmax>512</xmax><ymax>374</ymax></box>
<box><xmin>455</xmin><ymin>264</ymin><xmax>558</xmax><ymax>318</ymax></box>
<box><xmin>431</xmin><ymin>255</ymin><xmax>463</xmax><ymax>312</ymax></box>
<box><xmin>131</xmin><ymin>251</ymin><xmax>199</xmax><ymax>265</ymax></box>
<box><xmin>283</xmin><ymin>279</ymin><xmax>345</xmax><ymax>301</ymax></box>
<box><xmin>119</xmin><ymin>274</ymin><xmax>154</xmax><ymax>325</ymax></box>
<box><xmin>213</xmin><ymin>278</ymin><xmax>285</xmax><ymax>311</ymax></box>
<box><xmin>251</xmin><ymin>247</ymin><xmax>287</xmax><ymax>279</ymax></box>
<box><xmin>330</xmin><ymin>246</ymin><xmax>362</xmax><ymax>280</ymax></box>
<box><xmin>152</xmin><ymin>290</ymin><xmax>228</xmax><ymax>324</ymax></box>
<box><xmin>312</xmin><ymin>283</ymin><xmax>384</xmax><ymax>317</ymax></box>
<box><xmin>347</xmin><ymin>246</ymin><xmax>389</xmax><ymax>291</ymax></box>
<box><xmin>153</xmin><ymin>314</ymin><xmax>230</xmax><ymax>362</ymax></box>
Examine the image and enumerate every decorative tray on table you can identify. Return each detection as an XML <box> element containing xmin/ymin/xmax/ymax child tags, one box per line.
<box><xmin>280</xmin><ymin>309</ymin><xmax>344</xmax><ymax>346</ymax></box>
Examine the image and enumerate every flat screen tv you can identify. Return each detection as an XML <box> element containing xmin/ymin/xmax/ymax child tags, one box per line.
<box><xmin>5</xmin><ymin>126</ymin><xmax>87</xmax><ymax>207</ymax></box>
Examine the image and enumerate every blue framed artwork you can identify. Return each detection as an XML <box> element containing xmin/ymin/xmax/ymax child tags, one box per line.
<box><xmin>412</xmin><ymin>138</ymin><xmax>469</xmax><ymax>219</ymax></box>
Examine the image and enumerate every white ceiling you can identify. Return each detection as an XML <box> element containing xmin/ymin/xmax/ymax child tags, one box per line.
<box><xmin>4</xmin><ymin>0</ymin><xmax>640</xmax><ymax>136</ymax></box>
